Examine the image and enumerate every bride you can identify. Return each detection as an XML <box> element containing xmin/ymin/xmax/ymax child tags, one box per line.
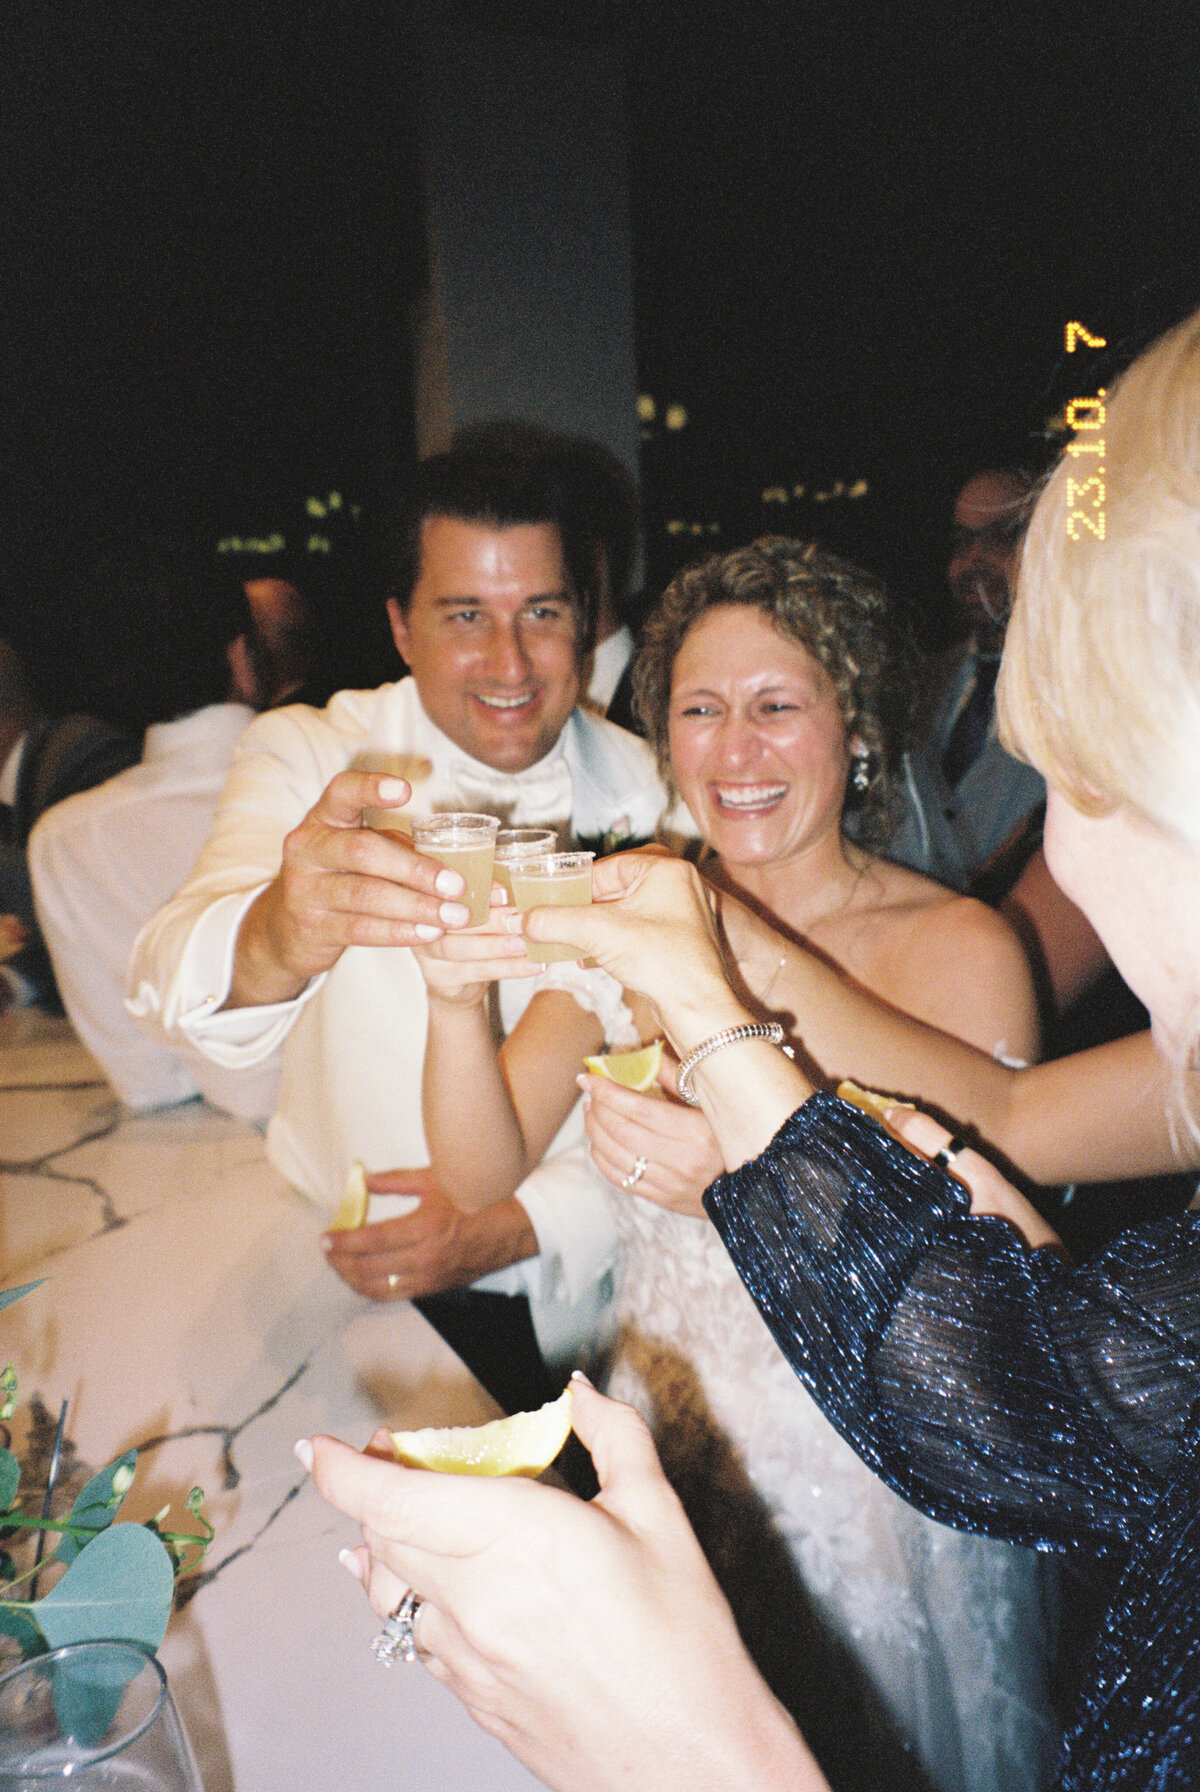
<box><xmin>412</xmin><ymin>539</ymin><xmax>1055</xmax><ymax>1792</ymax></box>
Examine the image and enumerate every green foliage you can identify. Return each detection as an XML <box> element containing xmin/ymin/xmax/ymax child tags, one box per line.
<box><xmin>0</xmin><ymin>1281</ymin><xmax>46</xmax><ymax>1317</ymax></box>
<box><xmin>34</xmin><ymin>1526</ymin><xmax>175</xmax><ymax>1652</ymax></box>
<box><xmin>0</xmin><ymin>1445</ymin><xmax>19</xmax><ymax>1512</ymax></box>
<box><xmin>54</xmin><ymin>1451</ymin><xmax>137</xmax><ymax>1567</ymax></box>
<box><xmin>1</xmin><ymin>1282</ymin><xmax>212</xmax><ymax>1663</ymax></box>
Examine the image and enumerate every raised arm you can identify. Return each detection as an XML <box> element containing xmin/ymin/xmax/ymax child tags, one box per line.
<box><xmin>522</xmin><ymin>852</ymin><xmax>1195</xmax><ymax>1186</ymax></box>
<box><xmin>415</xmin><ymin>917</ymin><xmax>605</xmax><ymax>1210</ymax></box>
<box><xmin>720</xmin><ymin>888</ymin><xmax>1188</xmax><ymax>1182</ymax></box>
<box><xmin>703</xmin><ymin>1094</ymin><xmax>1198</xmax><ymax>1551</ymax></box>
<box><xmin>228</xmin><ymin>770</ymin><xmax>469</xmax><ymax>1008</ymax></box>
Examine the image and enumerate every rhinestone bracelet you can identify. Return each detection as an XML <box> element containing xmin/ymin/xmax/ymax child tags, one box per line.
<box><xmin>675</xmin><ymin>1022</ymin><xmax>788</xmax><ymax>1106</ymax></box>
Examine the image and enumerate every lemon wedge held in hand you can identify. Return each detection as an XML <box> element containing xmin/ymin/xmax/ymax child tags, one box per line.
<box><xmin>328</xmin><ymin>1161</ymin><xmax>369</xmax><ymax>1232</ymax></box>
<box><xmin>389</xmin><ymin>1388</ymin><xmax>574</xmax><ymax>1477</ymax></box>
<box><xmin>583</xmin><ymin>1038</ymin><xmax>664</xmax><ymax>1092</ymax></box>
<box><xmin>836</xmin><ymin>1081</ymin><xmax>916</xmax><ymax>1125</ymax></box>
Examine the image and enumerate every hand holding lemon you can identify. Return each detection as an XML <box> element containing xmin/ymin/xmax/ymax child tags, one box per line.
<box><xmin>580</xmin><ymin>1037</ymin><xmax>727</xmax><ymax>1220</ymax></box>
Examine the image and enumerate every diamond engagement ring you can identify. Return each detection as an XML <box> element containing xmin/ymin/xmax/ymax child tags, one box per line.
<box><xmin>621</xmin><ymin>1154</ymin><xmax>648</xmax><ymax>1190</ymax></box>
<box><xmin>372</xmin><ymin>1589</ymin><xmax>423</xmax><ymax>1665</ymax></box>
<box><xmin>387</xmin><ymin>1273</ymin><xmax>401</xmax><ymax>1291</ymax></box>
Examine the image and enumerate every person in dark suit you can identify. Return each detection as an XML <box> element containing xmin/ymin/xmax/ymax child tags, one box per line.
<box><xmin>0</xmin><ymin>637</ymin><xmax>139</xmax><ymax>1006</ymax></box>
<box><xmin>887</xmin><ymin>469</ymin><xmax>1045</xmax><ymax>892</ymax></box>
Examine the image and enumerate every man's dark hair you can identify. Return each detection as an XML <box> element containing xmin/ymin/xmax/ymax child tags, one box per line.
<box><xmin>390</xmin><ymin>441</ymin><xmax>600</xmax><ymax>653</ymax></box>
<box><xmin>451</xmin><ymin>421</ymin><xmax>640</xmax><ymax>624</ymax></box>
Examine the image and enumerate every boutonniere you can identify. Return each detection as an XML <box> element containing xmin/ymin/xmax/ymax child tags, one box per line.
<box><xmin>572</xmin><ymin>819</ymin><xmax>655</xmax><ymax>860</ymax></box>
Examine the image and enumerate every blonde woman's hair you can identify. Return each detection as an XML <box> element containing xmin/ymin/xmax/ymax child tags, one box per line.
<box><xmin>999</xmin><ymin>308</ymin><xmax>1200</xmax><ymax>848</ymax></box>
<box><xmin>1000</xmin><ymin>309</ymin><xmax>1200</xmax><ymax>1119</ymax></box>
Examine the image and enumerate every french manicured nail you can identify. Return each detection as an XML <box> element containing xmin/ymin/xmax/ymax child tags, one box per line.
<box><xmin>438</xmin><ymin>901</ymin><xmax>470</xmax><ymax>925</ymax></box>
<box><xmin>338</xmin><ymin>1547</ymin><xmax>364</xmax><ymax>1583</ymax></box>
<box><xmin>570</xmin><ymin>1369</ymin><xmax>595</xmax><ymax>1388</ymax></box>
<box><xmin>435</xmin><ymin>869</ymin><xmax>465</xmax><ymax>898</ymax></box>
<box><xmin>415</xmin><ymin>924</ymin><xmax>441</xmax><ymax>941</ymax></box>
<box><xmin>293</xmin><ymin>1438</ymin><xmax>314</xmax><ymax>1473</ymax></box>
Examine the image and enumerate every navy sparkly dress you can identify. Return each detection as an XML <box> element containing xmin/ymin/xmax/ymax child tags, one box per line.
<box><xmin>704</xmin><ymin>1092</ymin><xmax>1199</xmax><ymax>1791</ymax></box>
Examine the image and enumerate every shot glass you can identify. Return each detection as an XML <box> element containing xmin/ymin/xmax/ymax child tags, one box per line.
<box><xmin>492</xmin><ymin>828</ymin><xmax>557</xmax><ymax>901</ymax></box>
<box><xmin>409</xmin><ymin>813</ymin><xmax>500</xmax><ymax>926</ymax></box>
<box><xmin>507</xmin><ymin>851</ymin><xmax>595</xmax><ymax>962</ymax></box>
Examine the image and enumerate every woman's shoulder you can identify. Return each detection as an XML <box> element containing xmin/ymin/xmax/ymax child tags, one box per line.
<box><xmin>859</xmin><ymin>856</ymin><xmax>1031</xmax><ymax>960</ymax></box>
<box><xmin>845</xmin><ymin>857</ymin><xmax>1040</xmax><ymax>1055</ymax></box>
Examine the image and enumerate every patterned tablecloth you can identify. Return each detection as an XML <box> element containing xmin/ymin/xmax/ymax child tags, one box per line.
<box><xmin>0</xmin><ymin>1009</ymin><xmax>542</xmax><ymax>1792</ymax></box>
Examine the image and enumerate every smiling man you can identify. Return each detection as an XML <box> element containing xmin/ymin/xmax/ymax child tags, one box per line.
<box><xmin>128</xmin><ymin>442</ymin><xmax>666</xmax><ymax>1400</ymax></box>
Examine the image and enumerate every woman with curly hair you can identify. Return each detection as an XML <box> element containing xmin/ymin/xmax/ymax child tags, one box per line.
<box><xmin>410</xmin><ymin>538</ymin><xmax>1052</xmax><ymax>1792</ymax></box>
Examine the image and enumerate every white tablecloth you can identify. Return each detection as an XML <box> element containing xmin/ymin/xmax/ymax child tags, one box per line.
<box><xmin>0</xmin><ymin>1010</ymin><xmax>543</xmax><ymax>1791</ymax></box>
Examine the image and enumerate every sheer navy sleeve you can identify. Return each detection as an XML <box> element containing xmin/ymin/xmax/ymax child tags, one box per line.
<box><xmin>703</xmin><ymin>1092</ymin><xmax>1200</xmax><ymax>1555</ymax></box>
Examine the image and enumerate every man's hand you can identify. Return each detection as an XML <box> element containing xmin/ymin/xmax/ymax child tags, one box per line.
<box><xmin>321</xmin><ymin>1168</ymin><xmax>539</xmax><ymax>1301</ymax></box>
<box><xmin>227</xmin><ymin>772</ymin><xmax>474</xmax><ymax>1008</ymax></box>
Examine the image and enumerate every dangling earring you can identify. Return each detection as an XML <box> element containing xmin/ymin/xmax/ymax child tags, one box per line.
<box><xmin>851</xmin><ymin>750</ymin><xmax>871</xmax><ymax>794</ymax></box>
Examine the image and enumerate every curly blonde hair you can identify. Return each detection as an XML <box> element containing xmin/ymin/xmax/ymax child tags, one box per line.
<box><xmin>632</xmin><ymin>538</ymin><xmax>914</xmax><ymax>849</ymax></box>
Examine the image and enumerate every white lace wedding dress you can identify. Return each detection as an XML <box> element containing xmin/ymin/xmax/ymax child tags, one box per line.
<box><xmin>604</xmin><ymin>1187</ymin><xmax>1062</xmax><ymax>1792</ymax></box>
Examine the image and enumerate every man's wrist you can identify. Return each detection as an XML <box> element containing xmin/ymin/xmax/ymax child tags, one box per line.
<box><xmin>226</xmin><ymin>883</ymin><xmax>325</xmax><ymax>1009</ymax></box>
<box><xmin>463</xmin><ymin>1198</ymin><xmax>539</xmax><ymax>1280</ymax></box>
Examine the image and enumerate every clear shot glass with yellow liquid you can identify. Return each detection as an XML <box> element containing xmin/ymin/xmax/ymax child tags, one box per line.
<box><xmin>507</xmin><ymin>851</ymin><xmax>595</xmax><ymax>961</ymax></box>
<box><xmin>493</xmin><ymin>828</ymin><xmax>557</xmax><ymax>901</ymax></box>
<box><xmin>409</xmin><ymin>813</ymin><xmax>500</xmax><ymax>926</ymax></box>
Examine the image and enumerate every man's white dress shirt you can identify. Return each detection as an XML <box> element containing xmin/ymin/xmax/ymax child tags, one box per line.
<box><xmin>127</xmin><ymin>679</ymin><xmax>668</xmax><ymax>1359</ymax></box>
<box><xmin>29</xmin><ymin>703</ymin><xmax>279</xmax><ymax>1117</ymax></box>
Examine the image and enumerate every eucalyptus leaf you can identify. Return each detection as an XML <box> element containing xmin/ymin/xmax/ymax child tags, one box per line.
<box><xmin>0</xmin><ymin>1444</ymin><xmax>18</xmax><ymax>1514</ymax></box>
<box><xmin>51</xmin><ymin>1647</ymin><xmax>141</xmax><ymax>1749</ymax></box>
<box><xmin>0</xmin><ymin>1602</ymin><xmax>45</xmax><ymax>1656</ymax></box>
<box><xmin>0</xmin><ymin>1280</ymin><xmax>46</xmax><ymax>1315</ymax></box>
<box><xmin>34</xmin><ymin>1525</ymin><xmax>174</xmax><ymax>1652</ymax></box>
<box><xmin>55</xmin><ymin>1450</ymin><xmax>137</xmax><ymax>1565</ymax></box>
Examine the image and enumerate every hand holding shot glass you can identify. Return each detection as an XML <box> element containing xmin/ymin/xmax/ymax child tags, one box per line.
<box><xmin>409</xmin><ymin>838</ymin><xmax>599</xmax><ymax>1003</ymax></box>
<box><xmin>407</xmin><ymin>813</ymin><xmax>501</xmax><ymax>926</ymax></box>
<box><xmin>492</xmin><ymin>827</ymin><xmax>557</xmax><ymax>899</ymax></box>
<box><xmin>506</xmin><ymin>852</ymin><xmax>595</xmax><ymax>960</ymax></box>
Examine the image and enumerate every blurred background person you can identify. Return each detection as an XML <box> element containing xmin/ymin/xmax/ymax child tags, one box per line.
<box><xmin>0</xmin><ymin>633</ymin><xmax>139</xmax><ymax>1008</ymax></box>
<box><xmin>888</xmin><ymin>468</ymin><xmax>1044</xmax><ymax>895</ymax></box>
<box><xmin>29</xmin><ymin>543</ymin><xmax>319</xmax><ymax>1113</ymax></box>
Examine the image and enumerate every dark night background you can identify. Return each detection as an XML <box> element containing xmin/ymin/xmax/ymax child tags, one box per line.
<box><xmin>5</xmin><ymin>0</ymin><xmax>1200</xmax><ymax>710</ymax></box>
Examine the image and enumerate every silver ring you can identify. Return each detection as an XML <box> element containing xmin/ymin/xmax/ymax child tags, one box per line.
<box><xmin>387</xmin><ymin>1273</ymin><xmax>401</xmax><ymax>1292</ymax></box>
<box><xmin>372</xmin><ymin>1589</ymin><xmax>423</xmax><ymax>1666</ymax></box>
<box><xmin>620</xmin><ymin>1154</ymin><xmax>648</xmax><ymax>1191</ymax></box>
<box><xmin>933</xmin><ymin>1135</ymin><xmax>968</xmax><ymax>1169</ymax></box>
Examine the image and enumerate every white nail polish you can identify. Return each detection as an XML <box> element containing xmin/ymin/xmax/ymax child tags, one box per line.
<box><xmin>415</xmin><ymin>924</ymin><xmax>441</xmax><ymax>941</ymax></box>
<box><xmin>293</xmin><ymin>1438</ymin><xmax>314</xmax><ymax>1472</ymax></box>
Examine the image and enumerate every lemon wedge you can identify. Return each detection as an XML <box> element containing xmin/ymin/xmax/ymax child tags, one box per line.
<box><xmin>836</xmin><ymin>1081</ymin><xmax>916</xmax><ymax>1124</ymax></box>
<box><xmin>328</xmin><ymin>1161</ymin><xmax>369</xmax><ymax>1231</ymax></box>
<box><xmin>388</xmin><ymin>1388</ymin><xmax>574</xmax><ymax>1477</ymax></box>
<box><xmin>583</xmin><ymin>1039</ymin><xmax>664</xmax><ymax>1092</ymax></box>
